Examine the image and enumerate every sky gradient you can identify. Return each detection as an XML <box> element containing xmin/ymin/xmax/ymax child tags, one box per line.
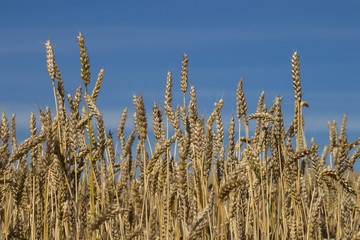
<box><xmin>1</xmin><ymin>1</ymin><xmax>360</xmax><ymax>153</ymax></box>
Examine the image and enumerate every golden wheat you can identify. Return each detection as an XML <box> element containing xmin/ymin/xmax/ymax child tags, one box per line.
<box><xmin>0</xmin><ymin>34</ymin><xmax>359</xmax><ymax>240</ymax></box>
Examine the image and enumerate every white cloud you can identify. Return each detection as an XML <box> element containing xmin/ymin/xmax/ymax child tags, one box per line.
<box><xmin>303</xmin><ymin>114</ymin><xmax>360</xmax><ymax>133</ymax></box>
<box><xmin>2</xmin><ymin>24</ymin><xmax>359</xmax><ymax>55</ymax></box>
<box><xmin>0</xmin><ymin>104</ymin><xmax>42</xmax><ymax>129</ymax></box>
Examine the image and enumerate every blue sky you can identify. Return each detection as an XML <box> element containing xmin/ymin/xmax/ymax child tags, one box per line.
<box><xmin>1</xmin><ymin>1</ymin><xmax>360</xmax><ymax>149</ymax></box>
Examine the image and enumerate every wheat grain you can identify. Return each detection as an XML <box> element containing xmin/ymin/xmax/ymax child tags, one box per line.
<box><xmin>180</xmin><ymin>53</ymin><xmax>189</xmax><ymax>94</ymax></box>
<box><xmin>77</xmin><ymin>33</ymin><xmax>91</xmax><ymax>86</ymax></box>
<box><xmin>236</xmin><ymin>78</ymin><xmax>247</xmax><ymax>121</ymax></box>
<box><xmin>291</xmin><ymin>51</ymin><xmax>302</xmax><ymax>102</ymax></box>
<box><xmin>91</xmin><ymin>68</ymin><xmax>104</xmax><ymax>103</ymax></box>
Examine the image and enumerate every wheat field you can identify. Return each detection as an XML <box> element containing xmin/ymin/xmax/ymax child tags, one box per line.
<box><xmin>0</xmin><ymin>34</ymin><xmax>359</xmax><ymax>240</ymax></box>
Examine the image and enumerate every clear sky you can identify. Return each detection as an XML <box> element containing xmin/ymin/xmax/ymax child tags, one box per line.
<box><xmin>1</xmin><ymin>1</ymin><xmax>360</xmax><ymax>149</ymax></box>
